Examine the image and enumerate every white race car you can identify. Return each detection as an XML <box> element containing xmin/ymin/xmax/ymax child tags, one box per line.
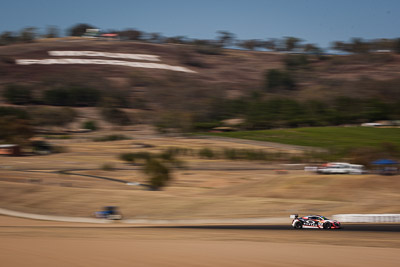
<box><xmin>291</xmin><ymin>214</ymin><xmax>341</xmax><ymax>229</ymax></box>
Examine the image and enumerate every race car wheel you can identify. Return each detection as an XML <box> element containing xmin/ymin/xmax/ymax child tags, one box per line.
<box><xmin>323</xmin><ymin>222</ymin><xmax>331</xmax><ymax>229</ymax></box>
<box><xmin>294</xmin><ymin>221</ymin><xmax>303</xmax><ymax>229</ymax></box>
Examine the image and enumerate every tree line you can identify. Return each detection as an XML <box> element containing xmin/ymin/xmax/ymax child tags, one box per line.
<box><xmin>2</xmin><ymin>24</ymin><xmax>400</xmax><ymax>54</ymax></box>
<box><xmin>154</xmin><ymin>95</ymin><xmax>400</xmax><ymax>133</ymax></box>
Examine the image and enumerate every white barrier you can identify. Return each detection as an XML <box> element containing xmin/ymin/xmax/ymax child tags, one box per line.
<box><xmin>333</xmin><ymin>214</ymin><xmax>400</xmax><ymax>223</ymax></box>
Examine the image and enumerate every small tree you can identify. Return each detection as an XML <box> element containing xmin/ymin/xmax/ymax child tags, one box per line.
<box><xmin>0</xmin><ymin>31</ymin><xmax>17</xmax><ymax>46</ymax></box>
<box><xmin>19</xmin><ymin>27</ymin><xmax>37</xmax><ymax>43</ymax></box>
<box><xmin>143</xmin><ymin>158</ymin><xmax>171</xmax><ymax>190</ymax></box>
<box><xmin>263</xmin><ymin>38</ymin><xmax>277</xmax><ymax>51</ymax></box>
<box><xmin>237</xmin><ymin>39</ymin><xmax>263</xmax><ymax>51</ymax></box>
<box><xmin>216</xmin><ymin>31</ymin><xmax>235</xmax><ymax>47</ymax></box>
<box><xmin>68</xmin><ymin>23</ymin><xmax>96</xmax><ymax>36</ymax></box>
<box><xmin>43</xmin><ymin>25</ymin><xmax>59</xmax><ymax>38</ymax></box>
<box><xmin>394</xmin><ymin>38</ymin><xmax>400</xmax><ymax>54</ymax></box>
<box><xmin>284</xmin><ymin>36</ymin><xmax>302</xmax><ymax>51</ymax></box>
<box><xmin>118</xmin><ymin>29</ymin><xmax>143</xmax><ymax>40</ymax></box>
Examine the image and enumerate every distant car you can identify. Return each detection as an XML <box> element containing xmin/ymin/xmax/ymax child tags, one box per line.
<box><xmin>290</xmin><ymin>214</ymin><xmax>341</xmax><ymax>229</ymax></box>
<box><xmin>94</xmin><ymin>206</ymin><xmax>122</xmax><ymax>220</ymax></box>
<box><xmin>316</xmin><ymin>162</ymin><xmax>365</xmax><ymax>174</ymax></box>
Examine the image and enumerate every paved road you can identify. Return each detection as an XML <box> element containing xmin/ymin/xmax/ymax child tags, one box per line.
<box><xmin>150</xmin><ymin>224</ymin><xmax>400</xmax><ymax>232</ymax></box>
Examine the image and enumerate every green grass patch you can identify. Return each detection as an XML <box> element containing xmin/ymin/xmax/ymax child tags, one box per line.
<box><xmin>203</xmin><ymin>127</ymin><xmax>400</xmax><ymax>150</ymax></box>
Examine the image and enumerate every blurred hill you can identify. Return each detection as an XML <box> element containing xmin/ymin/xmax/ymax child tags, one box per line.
<box><xmin>1</xmin><ymin>38</ymin><xmax>400</xmax><ymax>131</ymax></box>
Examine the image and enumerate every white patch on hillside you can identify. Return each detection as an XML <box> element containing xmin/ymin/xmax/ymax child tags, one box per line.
<box><xmin>15</xmin><ymin>51</ymin><xmax>196</xmax><ymax>73</ymax></box>
<box><xmin>48</xmin><ymin>51</ymin><xmax>161</xmax><ymax>61</ymax></box>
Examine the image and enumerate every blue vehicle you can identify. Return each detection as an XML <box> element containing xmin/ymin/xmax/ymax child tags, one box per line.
<box><xmin>94</xmin><ymin>206</ymin><xmax>122</xmax><ymax>220</ymax></box>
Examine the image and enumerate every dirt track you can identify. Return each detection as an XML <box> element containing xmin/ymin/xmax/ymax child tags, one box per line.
<box><xmin>1</xmin><ymin>216</ymin><xmax>399</xmax><ymax>267</ymax></box>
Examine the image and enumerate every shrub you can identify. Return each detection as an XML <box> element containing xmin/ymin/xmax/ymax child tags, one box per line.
<box><xmin>265</xmin><ymin>69</ymin><xmax>296</xmax><ymax>91</ymax></box>
<box><xmin>51</xmin><ymin>145</ymin><xmax>67</xmax><ymax>153</ymax></box>
<box><xmin>82</xmin><ymin>120</ymin><xmax>98</xmax><ymax>131</ymax></box>
<box><xmin>194</xmin><ymin>43</ymin><xmax>222</xmax><ymax>55</ymax></box>
<box><xmin>284</xmin><ymin>54</ymin><xmax>310</xmax><ymax>70</ymax></box>
<box><xmin>29</xmin><ymin>107</ymin><xmax>77</xmax><ymax>127</ymax></box>
<box><xmin>223</xmin><ymin>148</ymin><xmax>240</xmax><ymax>160</ymax></box>
<box><xmin>43</xmin><ymin>86</ymin><xmax>101</xmax><ymax>106</ymax></box>
<box><xmin>3</xmin><ymin>84</ymin><xmax>34</xmax><ymax>105</ymax></box>
<box><xmin>101</xmin><ymin>163</ymin><xmax>115</xmax><ymax>171</ymax></box>
<box><xmin>43</xmin><ymin>135</ymin><xmax>72</xmax><ymax>140</ymax></box>
<box><xmin>93</xmin><ymin>134</ymin><xmax>130</xmax><ymax>142</ymax></box>
<box><xmin>243</xmin><ymin>149</ymin><xmax>268</xmax><ymax>161</ymax></box>
<box><xmin>101</xmin><ymin>108</ymin><xmax>132</xmax><ymax>126</ymax></box>
<box><xmin>119</xmin><ymin>152</ymin><xmax>152</xmax><ymax>163</ymax></box>
<box><xmin>0</xmin><ymin>107</ymin><xmax>33</xmax><ymax>144</ymax></box>
<box><xmin>198</xmin><ymin>148</ymin><xmax>216</xmax><ymax>159</ymax></box>
<box><xmin>0</xmin><ymin>106</ymin><xmax>29</xmax><ymax>119</ymax></box>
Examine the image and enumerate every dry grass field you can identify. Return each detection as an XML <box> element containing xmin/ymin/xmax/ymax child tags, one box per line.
<box><xmin>1</xmin><ymin>126</ymin><xmax>399</xmax><ymax>220</ymax></box>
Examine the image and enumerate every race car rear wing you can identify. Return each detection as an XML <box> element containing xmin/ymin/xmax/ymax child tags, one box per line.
<box><xmin>290</xmin><ymin>214</ymin><xmax>298</xmax><ymax>219</ymax></box>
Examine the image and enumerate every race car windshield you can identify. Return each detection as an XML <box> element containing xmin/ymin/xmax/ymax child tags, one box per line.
<box><xmin>320</xmin><ymin>216</ymin><xmax>329</xmax><ymax>220</ymax></box>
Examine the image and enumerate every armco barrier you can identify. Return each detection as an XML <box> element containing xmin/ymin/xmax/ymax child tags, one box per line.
<box><xmin>333</xmin><ymin>214</ymin><xmax>400</xmax><ymax>223</ymax></box>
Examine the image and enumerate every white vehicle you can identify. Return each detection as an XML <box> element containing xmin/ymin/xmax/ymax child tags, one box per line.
<box><xmin>317</xmin><ymin>162</ymin><xmax>365</xmax><ymax>174</ymax></box>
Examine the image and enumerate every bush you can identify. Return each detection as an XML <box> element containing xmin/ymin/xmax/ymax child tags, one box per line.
<box><xmin>119</xmin><ymin>152</ymin><xmax>152</xmax><ymax>163</ymax></box>
<box><xmin>29</xmin><ymin>107</ymin><xmax>77</xmax><ymax>127</ymax></box>
<box><xmin>43</xmin><ymin>86</ymin><xmax>101</xmax><ymax>106</ymax></box>
<box><xmin>93</xmin><ymin>134</ymin><xmax>130</xmax><ymax>142</ymax></box>
<box><xmin>0</xmin><ymin>107</ymin><xmax>33</xmax><ymax>144</ymax></box>
<box><xmin>101</xmin><ymin>108</ymin><xmax>132</xmax><ymax>126</ymax></box>
<box><xmin>265</xmin><ymin>69</ymin><xmax>296</xmax><ymax>91</ymax></box>
<box><xmin>101</xmin><ymin>163</ymin><xmax>115</xmax><ymax>171</ymax></box>
<box><xmin>3</xmin><ymin>84</ymin><xmax>34</xmax><ymax>105</ymax></box>
<box><xmin>68</xmin><ymin>23</ymin><xmax>96</xmax><ymax>36</ymax></box>
<box><xmin>194</xmin><ymin>43</ymin><xmax>222</xmax><ymax>55</ymax></box>
<box><xmin>284</xmin><ymin>54</ymin><xmax>310</xmax><ymax>70</ymax></box>
<box><xmin>198</xmin><ymin>148</ymin><xmax>216</xmax><ymax>159</ymax></box>
<box><xmin>43</xmin><ymin>135</ymin><xmax>72</xmax><ymax>140</ymax></box>
<box><xmin>31</xmin><ymin>140</ymin><xmax>53</xmax><ymax>154</ymax></box>
<box><xmin>51</xmin><ymin>145</ymin><xmax>67</xmax><ymax>154</ymax></box>
<box><xmin>0</xmin><ymin>106</ymin><xmax>29</xmax><ymax>119</ymax></box>
<box><xmin>82</xmin><ymin>120</ymin><xmax>98</xmax><ymax>131</ymax></box>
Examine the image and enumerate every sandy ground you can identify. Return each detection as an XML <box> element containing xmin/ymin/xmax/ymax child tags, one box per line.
<box><xmin>0</xmin><ymin>216</ymin><xmax>399</xmax><ymax>267</ymax></box>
